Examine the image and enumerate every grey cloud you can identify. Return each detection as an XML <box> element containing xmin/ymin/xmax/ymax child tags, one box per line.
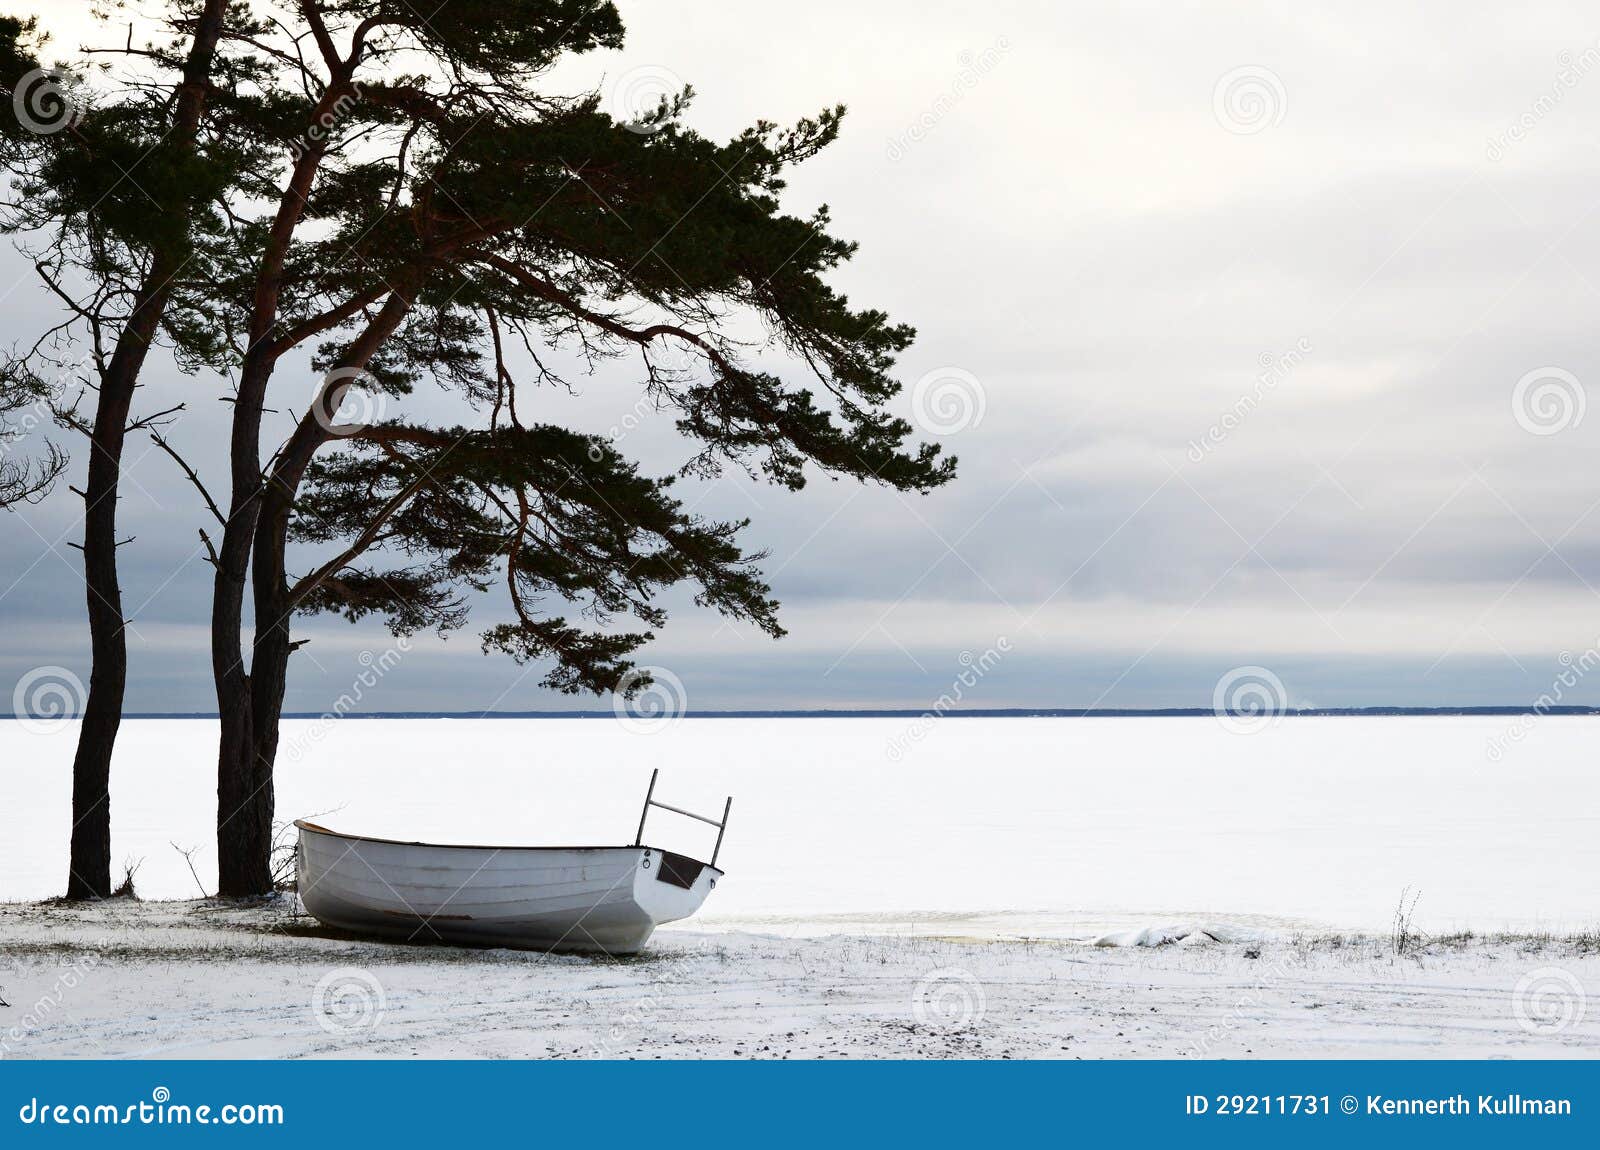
<box><xmin>5</xmin><ymin>1</ymin><xmax>1600</xmax><ymax>711</ymax></box>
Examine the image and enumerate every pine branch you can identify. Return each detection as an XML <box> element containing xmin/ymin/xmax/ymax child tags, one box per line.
<box><xmin>287</xmin><ymin>460</ymin><xmax>437</xmax><ymax>606</ymax></box>
<box><xmin>149</xmin><ymin>429</ymin><xmax>225</xmax><ymax>526</ymax></box>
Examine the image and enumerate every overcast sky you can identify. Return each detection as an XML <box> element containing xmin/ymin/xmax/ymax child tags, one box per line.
<box><xmin>5</xmin><ymin>0</ymin><xmax>1600</xmax><ymax>713</ymax></box>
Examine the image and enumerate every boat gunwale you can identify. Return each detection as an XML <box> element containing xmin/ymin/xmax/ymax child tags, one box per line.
<box><xmin>295</xmin><ymin>819</ymin><xmax>725</xmax><ymax>876</ymax></box>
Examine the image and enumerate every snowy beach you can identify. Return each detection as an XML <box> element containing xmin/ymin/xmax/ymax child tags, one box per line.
<box><xmin>2</xmin><ymin>899</ymin><xmax>1597</xmax><ymax>1059</ymax></box>
<box><xmin>3</xmin><ymin>716</ymin><xmax>1596</xmax><ymax>1060</ymax></box>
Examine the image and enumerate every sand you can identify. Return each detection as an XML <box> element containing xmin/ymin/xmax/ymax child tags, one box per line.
<box><xmin>2</xmin><ymin>899</ymin><xmax>1595</xmax><ymax>1060</ymax></box>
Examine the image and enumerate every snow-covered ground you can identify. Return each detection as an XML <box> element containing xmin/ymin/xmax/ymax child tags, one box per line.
<box><xmin>3</xmin><ymin>716</ymin><xmax>1598</xmax><ymax>936</ymax></box>
<box><xmin>4</xmin><ymin>716</ymin><xmax>1596</xmax><ymax>1059</ymax></box>
<box><xmin>2</xmin><ymin>899</ymin><xmax>1596</xmax><ymax>1059</ymax></box>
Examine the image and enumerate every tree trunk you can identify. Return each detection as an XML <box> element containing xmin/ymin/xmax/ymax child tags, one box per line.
<box><xmin>246</xmin><ymin>499</ymin><xmax>295</xmax><ymax>869</ymax></box>
<box><xmin>63</xmin><ymin>0</ymin><xmax>228</xmax><ymax>899</ymax></box>
<box><xmin>65</xmin><ymin>389</ymin><xmax>129</xmax><ymax>899</ymax></box>
<box><xmin>212</xmin><ymin>352</ymin><xmax>271</xmax><ymax>896</ymax></box>
<box><xmin>213</xmin><ymin>653</ymin><xmax>269</xmax><ymax>895</ymax></box>
<box><xmin>209</xmin><ymin>71</ymin><xmax>364</xmax><ymax>897</ymax></box>
<box><xmin>215</xmin><ymin>286</ymin><xmax>419</xmax><ymax>894</ymax></box>
<box><xmin>210</xmin><ymin>466</ymin><xmax>293</xmax><ymax>897</ymax></box>
<box><xmin>212</xmin><ymin>472</ymin><xmax>293</xmax><ymax>896</ymax></box>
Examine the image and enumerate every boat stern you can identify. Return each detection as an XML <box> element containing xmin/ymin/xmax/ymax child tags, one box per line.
<box><xmin>632</xmin><ymin>846</ymin><xmax>722</xmax><ymax>928</ymax></box>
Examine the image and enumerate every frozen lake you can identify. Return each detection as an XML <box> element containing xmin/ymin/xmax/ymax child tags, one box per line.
<box><xmin>2</xmin><ymin>716</ymin><xmax>1596</xmax><ymax>938</ymax></box>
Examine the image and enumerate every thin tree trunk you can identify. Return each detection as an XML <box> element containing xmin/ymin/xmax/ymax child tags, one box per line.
<box><xmin>213</xmin><ymin>351</ymin><xmax>271</xmax><ymax>896</ymax></box>
<box><xmin>64</xmin><ymin>0</ymin><xmax>228</xmax><ymax>899</ymax></box>
<box><xmin>65</xmin><ymin>380</ymin><xmax>131</xmax><ymax>898</ymax></box>
<box><xmin>246</xmin><ymin>501</ymin><xmax>293</xmax><ymax>852</ymax></box>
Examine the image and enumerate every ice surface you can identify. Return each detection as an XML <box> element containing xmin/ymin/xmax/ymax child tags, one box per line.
<box><xmin>3</xmin><ymin>715</ymin><xmax>1596</xmax><ymax>937</ymax></box>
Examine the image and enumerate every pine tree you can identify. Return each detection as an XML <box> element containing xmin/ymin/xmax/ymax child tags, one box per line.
<box><xmin>0</xmin><ymin>3</ymin><xmax>248</xmax><ymax>896</ymax></box>
<box><xmin>10</xmin><ymin>3</ymin><xmax>958</xmax><ymax>896</ymax></box>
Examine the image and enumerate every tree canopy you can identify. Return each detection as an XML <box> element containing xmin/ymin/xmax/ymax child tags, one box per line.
<box><xmin>173</xmin><ymin>0</ymin><xmax>955</xmax><ymax>701</ymax></box>
<box><xmin>0</xmin><ymin>1</ymin><xmax>957</xmax><ymax>895</ymax></box>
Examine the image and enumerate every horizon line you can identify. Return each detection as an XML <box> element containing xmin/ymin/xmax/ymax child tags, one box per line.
<box><xmin>4</xmin><ymin>706</ymin><xmax>1597</xmax><ymax>721</ymax></box>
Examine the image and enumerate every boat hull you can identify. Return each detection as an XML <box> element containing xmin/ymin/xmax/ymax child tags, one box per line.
<box><xmin>295</xmin><ymin>822</ymin><xmax>721</xmax><ymax>955</ymax></box>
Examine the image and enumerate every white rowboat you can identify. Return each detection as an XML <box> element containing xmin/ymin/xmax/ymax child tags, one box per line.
<box><xmin>295</xmin><ymin>771</ymin><xmax>729</xmax><ymax>955</ymax></box>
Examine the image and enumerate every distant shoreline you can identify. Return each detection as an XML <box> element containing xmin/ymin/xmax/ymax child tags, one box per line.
<box><xmin>5</xmin><ymin>707</ymin><xmax>1599</xmax><ymax>720</ymax></box>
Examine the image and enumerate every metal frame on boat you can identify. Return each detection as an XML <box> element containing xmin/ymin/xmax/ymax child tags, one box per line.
<box><xmin>635</xmin><ymin>768</ymin><xmax>732</xmax><ymax>865</ymax></box>
<box><xmin>295</xmin><ymin>771</ymin><xmax>733</xmax><ymax>955</ymax></box>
